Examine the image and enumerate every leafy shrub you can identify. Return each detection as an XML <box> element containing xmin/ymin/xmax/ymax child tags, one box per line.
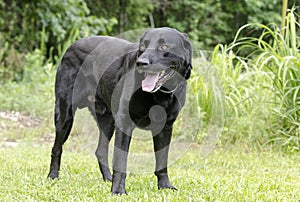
<box><xmin>234</xmin><ymin>10</ymin><xmax>300</xmax><ymax>149</ymax></box>
<box><xmin>0</xmin><ymin>41</ymin><xmax>26</xmax><ymax>82</ymax></box>
<box><xmin>186</xmin><ymin>45</ymin><xmax>275</xmax><ymax>146</ymax></box>
<box><xmin>184</xmin><ymin>8</ymin><xmax>298</xmax><ymax>147</ymax></box>
<box><xmin>0</xmin><ymin>49</ymin><xmax>55</xmax><ymax>117</ymax></box>
<box><xmin>0</xmin><ymin>0</ymin><xmax>117</xmax><ymax>82</ymax></box>
<box><xmin>187</xmin><ymin>8</ymin><xmax>299</xmax><ymax>149</ymax></box>
<box><xmin>0</xmin><ymin>0</ymin><xmax>117</xmax><ymax>52</ymax></box>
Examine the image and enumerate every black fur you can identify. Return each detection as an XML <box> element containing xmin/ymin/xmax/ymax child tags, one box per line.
<box><xmin>48</xmin><ymin>27</ymin><xmax>193</xmax><ymax>194</ymax></box>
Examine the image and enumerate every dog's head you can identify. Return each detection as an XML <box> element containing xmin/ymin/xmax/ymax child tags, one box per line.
<box><xmin>136</xmin><ymin>27</ymin><xmax>193</xmax><ymax>93</ymax></box>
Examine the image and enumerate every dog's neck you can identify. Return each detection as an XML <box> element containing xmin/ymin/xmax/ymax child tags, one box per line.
<box><xmin>158</xmin><ymin>85</ymin><xmax>178</xmax><ymax>94</ymax></box>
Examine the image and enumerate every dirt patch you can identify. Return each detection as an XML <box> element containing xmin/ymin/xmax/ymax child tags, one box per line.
<box><xmin>0</xmin><ymin>111</ymin><xmax>41</xmax><ymax>130</ymax></box>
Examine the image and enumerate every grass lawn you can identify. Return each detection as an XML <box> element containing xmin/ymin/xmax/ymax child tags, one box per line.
<box><xmin>1</xmin><ymin>139</ymin><xmax>300</xmax><ymax>201</ymax></box>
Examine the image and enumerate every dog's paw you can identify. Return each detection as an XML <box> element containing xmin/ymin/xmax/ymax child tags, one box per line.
<box><xmin>103</xmin><ymin>175</ymin><xmax>112</xmax><ymax>182</ymax></box>
<box><xmin>47</xmin><ymin>171</ymin><xmax>59</xmax><ymax>179</ymax></box>
<box><xmin>111</xmin><ymin>188</ymin><xmax>127</xmax><ymax>195</ymax></box>
<box><xmin>158</xmin><ymin>184</ymin><xmax>177</xmax><ymax>191</ymax></box>
<box><xmin>156</xmin><ymin>172</ymin><xmax>177</xmax><ymax>191</ymax></box>
<box><xmin>99</xmin><ymin>163</ymin><xmax>112</xmax><ymax>182</ymax></box>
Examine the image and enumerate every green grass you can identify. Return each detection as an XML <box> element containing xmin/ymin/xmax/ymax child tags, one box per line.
<box><xmin>2</xmin><ymin>113</ymin><xmax>299</xmax><ymax>201</ymax></box>
<box><xmin>1</xmin><ymin>141</ymin><xmax>300</xmax><ymax>201</ymax></box>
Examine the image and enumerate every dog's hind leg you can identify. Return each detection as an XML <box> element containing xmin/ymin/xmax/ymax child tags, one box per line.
<box><xmin>94</xmin><ymin>100</ymin><xmax>115</xmax><ymax>182</ymax></box>
<box><xmin>48</xmin><ymin>98</ymin><xmax>75</xmax><ymax>179</ymax></box>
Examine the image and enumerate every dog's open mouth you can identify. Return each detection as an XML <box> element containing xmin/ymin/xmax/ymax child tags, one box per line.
<box><xmin>142</xmin><ymin>69</ymin><xmax>175</xmax><ymax>93</ymax></box>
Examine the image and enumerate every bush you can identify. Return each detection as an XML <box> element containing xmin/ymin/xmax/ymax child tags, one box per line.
<box><xmin>165</xmin><ymin>5</ymin><xmax>297</xmax><ymax>151</ymax></box>
<box><xmin>186</xmin><ymin>45</ymin><xmax>274</xmax><ymax>146</ymax></box>
<box><xmin>0</xmin><ymin>0</ymin><xmax>117</xmax><ymax>82</ymax></box>
<box><xmin>230</xmin><ymin>9</ymin><xmax>300</xmax><ymax>149</ymax></box>
<box><xmin>0</xmin><ymin>49</ymin><xmax>55</xmax><ymax>117</ymax></box>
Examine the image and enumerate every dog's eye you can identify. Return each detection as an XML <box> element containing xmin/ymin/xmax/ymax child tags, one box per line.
<box><xmin>140</xmin><ymin>44</ymin><xmax>146</xmax><ymax>51</ymax></box>
<box><xmin>161</xmin><ymin>44</ymin><xmax>168</xmax><ymax>50</ymax></box>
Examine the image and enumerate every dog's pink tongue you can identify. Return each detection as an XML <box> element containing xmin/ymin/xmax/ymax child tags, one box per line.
<box><xmin>142</xmin><ymin>73</ymin><xmax>159</xmax><ymax>92</ymax></box>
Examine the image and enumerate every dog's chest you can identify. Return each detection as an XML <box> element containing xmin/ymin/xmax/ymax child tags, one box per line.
<box><xmin>128</xmin><ymin>90</ymin><xmax>176</xmax><ymax>128</ymax></box>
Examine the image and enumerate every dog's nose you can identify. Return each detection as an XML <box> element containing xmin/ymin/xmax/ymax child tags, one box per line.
<box><xmin>136</xmin><ymin>57</ymin><xmax>150</xmax><ymax>66</ymax></box>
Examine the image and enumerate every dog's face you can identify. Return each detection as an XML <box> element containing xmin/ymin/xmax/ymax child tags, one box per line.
<box><xmin>136</xmin><ymin>28</ymin><xmax>192</xmax><ymax>93</ymax></box>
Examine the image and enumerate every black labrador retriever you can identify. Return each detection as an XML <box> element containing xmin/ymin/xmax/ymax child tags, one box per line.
<box><xmin>48</xmin><ymin>27</ymin><xmax>192</xmax><ymax>194</ymax></box>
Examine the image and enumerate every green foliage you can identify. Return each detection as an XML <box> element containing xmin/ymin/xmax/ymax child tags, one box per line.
<box><xmin>0</xmin><ymin>0</ymin><xmax>289</xmax><ymax>82</ymax></box>
<box><xmin>155</xmin><ymin>0</ymin><xmax>284</xmax><ymax>49</ymax></box>
<box><xmin>188</xmin><ymin>45</ymin><xmax>275</xmax><ymax>145</ymax></box>
<box><xmin>126</xmin><ymin>0</ymin><xmax>154</xmax><ymax>29</ymax></box>
<box><xmin>244</xmin><ymin>0</ymin><xmax>282</xmax><ymax>23</ymax></box>
<box><xmin>182</xmin><ymin>53</ymin><xmax>225</xmax><ymax>144</ymax></box>
<box><xmin>36</xmin><ymin>0</ymin><xmax>116</xmax><ymax>43</ymax></box>
<box><xmin>0</xmin><ymin>0</ymin><xmax>117</xmax><ymax>82</ymax></box>
<box><xmin>0</xmin><ymin>0</ymin><xmax>299</xmax><ymax>150</ymax></box>
<box><xmin>166</xmin><ymin>0</ymin><xmax>232</xmax><ymax>48</ymax></box>
<box><xmin>0</xmin><ymin>40</ymin><xmax>26</xmax><ymax>82</ymax></box>
<box><xmin>0</xmin><ymin>0</ymin><xmax>116</xmax><ymax>52</ymax></box>
<box><xmin>210</xmin><ymin>45</ymin><xmax>275</xmax><ymax>144</ymax></box>
<box><xmin>84</xmin><ymin>0</ymin><xmax>286</xmax><ymax>49</ymax></box>
<box><xmin>229</xmin><ymin>8</ymin><xmax>300</xmax><ymax>149</ymax></box>
<box><xmin>0</xmin><ymin>49</ymin><xmax>55</xmax><ymax>117</ymax></box>
<box><xmin>85</xmin><ymin>0</ymin><xmax>153</xmax><ymax>33</ymax></box>
<box><xmin>185</xmin><ymin>8</ymin><xmax>299</xmax><ymax>148</ymax></box>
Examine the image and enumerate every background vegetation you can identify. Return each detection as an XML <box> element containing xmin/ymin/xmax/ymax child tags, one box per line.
<box><xmin>0</xmin><ymin>0</ymin><xmax>299</xmax><ymax>200</ymax></box>
<box><xmin>2</xmin><ymin>0</ymin><xmax>298</xmax><ymax>148</ymax></box>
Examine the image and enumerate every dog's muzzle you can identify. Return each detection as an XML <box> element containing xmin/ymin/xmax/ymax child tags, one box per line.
<box><xmin>136</xmin><ymin>64</ymin><xmax>176</xmax><ymax>93</ymax></box>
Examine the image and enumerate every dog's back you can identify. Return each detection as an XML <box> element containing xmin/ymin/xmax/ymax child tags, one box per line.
<box><xmin>55</xmin><ymin>36</ymin><xmax>137</xmax><ymax>110</ymax></box>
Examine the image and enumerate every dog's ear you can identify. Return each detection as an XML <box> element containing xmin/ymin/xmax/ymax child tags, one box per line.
<box><xmin>181</xmin><ymin>33</ymin><xmax>193</xmax><ymax>80</ymax></box>
<box><xmin>139</xmin><ymin>28</ymin><xmax>152</xmax><ymax>43</ymax></box>
<box><xmin>184</xmin><ymin>63</ymin><xmax>193</xmax><ymax>80</ymax></box>
<box><xmin>181</xmin><ymin>33</ymin><xmax>192</xmax><ymax>52</ymax></box>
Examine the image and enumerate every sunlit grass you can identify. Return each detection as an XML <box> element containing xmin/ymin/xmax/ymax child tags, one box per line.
<box><xmin>1</xmin><ymin>142</ymin><xmax>300</xmax><ymax>201</ymax></box>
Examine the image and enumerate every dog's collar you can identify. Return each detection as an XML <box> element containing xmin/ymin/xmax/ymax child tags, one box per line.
<box><xmin>158</xmin><ymin>85</ymin><xmax>178</xmax><ymax>94</ymax></box>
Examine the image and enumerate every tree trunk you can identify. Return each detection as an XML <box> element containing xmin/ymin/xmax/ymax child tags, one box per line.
<box><xmin>119</xmin><ymin>0</ymin><xmax>127</xmax><ymax>33</ymax></box>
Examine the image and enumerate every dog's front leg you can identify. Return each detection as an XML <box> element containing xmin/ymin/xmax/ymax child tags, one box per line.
<box><xmin>111</xmin><ymin>127</ymin><xmax>132</xmax><ymax>195</ymax></box>
<box><xmin>153</xmin><ymin>125</ymin><xmax>177</xmax><ymax>190</ymax></box>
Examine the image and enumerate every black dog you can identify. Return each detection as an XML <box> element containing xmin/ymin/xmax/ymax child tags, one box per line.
<box><xmin>48</xmin><ymin>27</ymin><xmax>192</xmax><ymax>194</ymax></box>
